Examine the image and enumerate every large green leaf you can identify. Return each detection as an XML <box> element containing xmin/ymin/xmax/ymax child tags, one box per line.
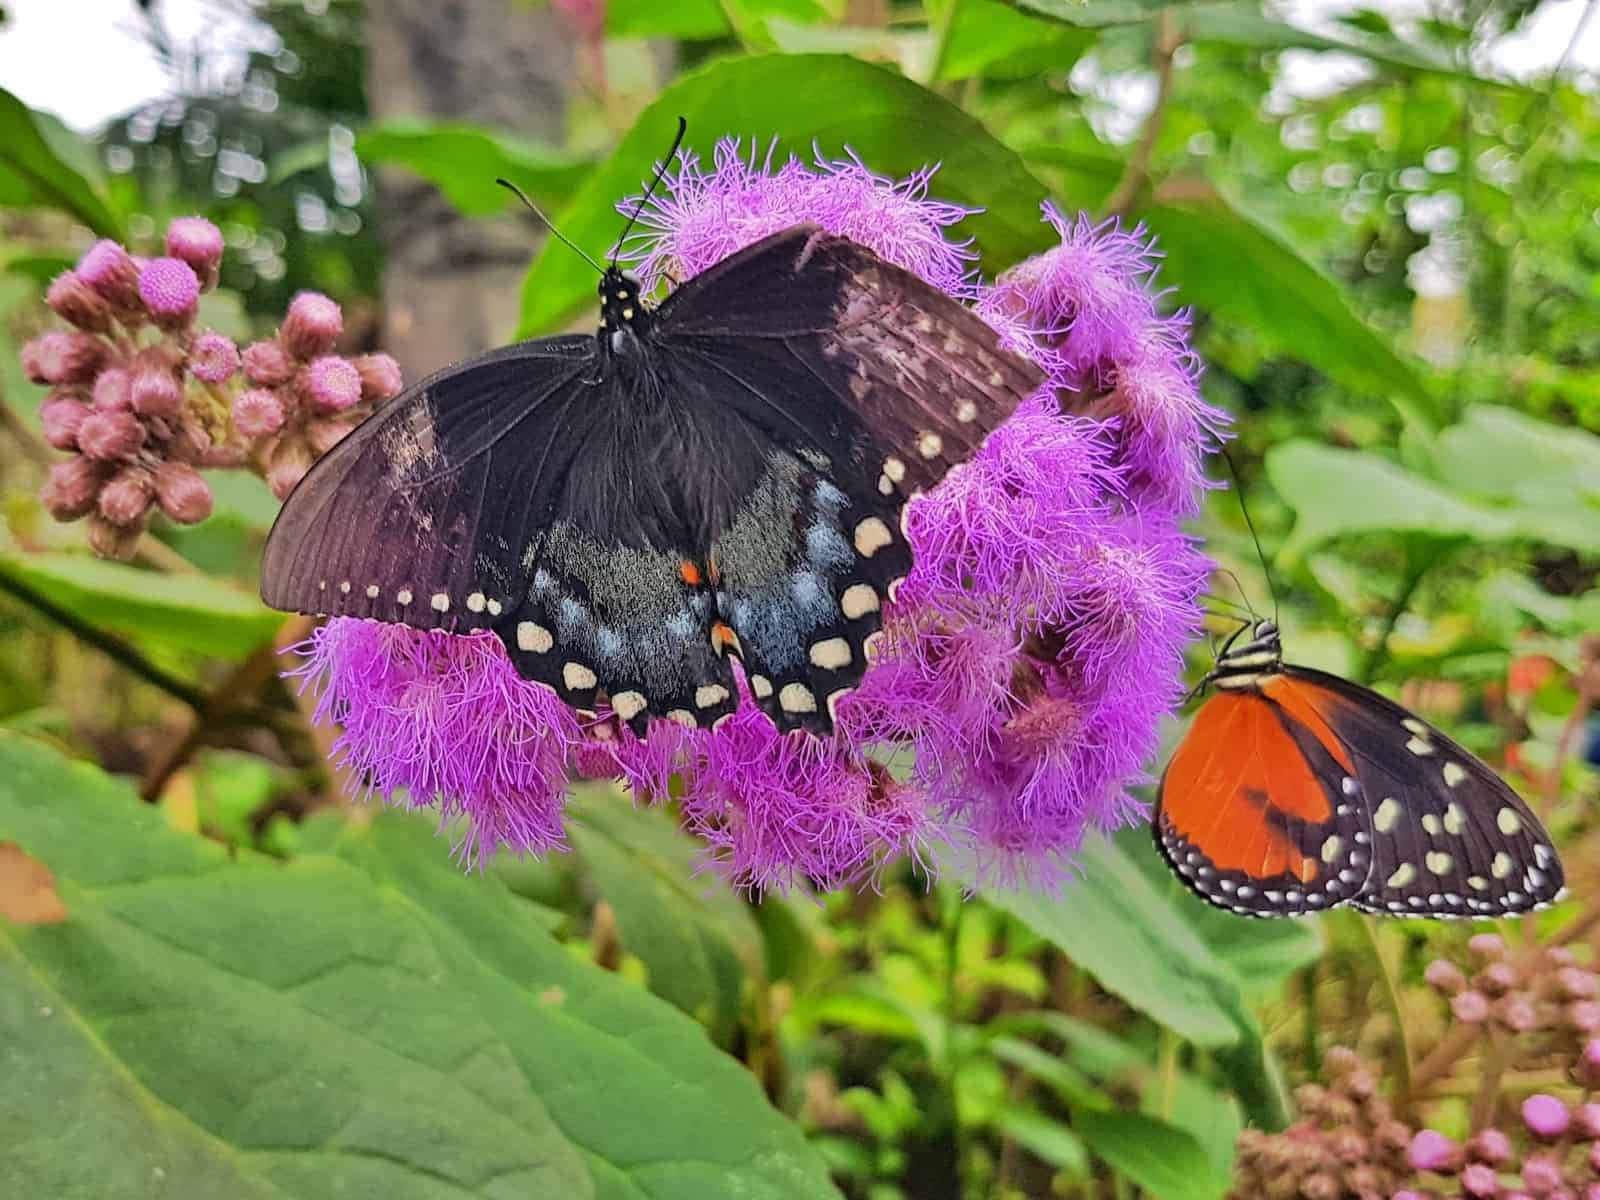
<box><xmin>568</xmin><ymin>785</ymin><xmax>764</xmax><ymax>1047</ymax></box>
<box><xmin>1434</xmin><ymin>405</ymin><xmax>1600</xmax><ymax>502</ymax></box>
<box><xmin>0</xmin><ymin>553</ymin><xmax>283</xmax><ymax>660</ymax></box>
<box><xmin>1073</xmin><ymin>1109</ymin><xmax>1226</xmax><ymax>1200</ymax></box>
<box><xmin>1266</xmin><ymin>442</ymin><xmax>1514</xmax><ymax>562</ymax></box>
<box><xmin>0</xmin><ymin>733</ymin><xmax>840</xmax><ymax>1200</ymax></box>
<box><xmin>0</xmin><ymin>87</ymin><xmax>121</xmax><ymax>236</ymax></box>
<box><xmin>967</xmin><ymin>835</ymin><xmax>1250</xmax><ymax>1049</ymax></box>
<box><xmin>355</xmin><ymin>121</ymin><xmax>593</xmax><ymax>216</ymax></box>
<box><xmin>1142</xmin><ymin>190</ymin><xmax>1424</xmax><ymax>401</ymax></box>
<box><xmin>516</xmin><ymin>54</ymin><xmax>1054</xmax><ymax>335</ymax></box>
<box><xmin>607</xmin><ymin>0</ymin><xmax>728</xmax><ymax>38</ymax></box>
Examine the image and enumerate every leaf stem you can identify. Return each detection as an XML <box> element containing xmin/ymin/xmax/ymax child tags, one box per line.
<box><xmin>1103</xmin><ymin>9</ymin><xmax>1182</xmax><ymax>220</ymax></box>
<box><xmin>0</xmin><ymin>558</ymin><xmax>209</xmax><ymax>710</ymax></box>
<box><xmin>1357</xmin><ymin>916</ymin><xmax>1413</xmax><ymax>1100</ymax></box>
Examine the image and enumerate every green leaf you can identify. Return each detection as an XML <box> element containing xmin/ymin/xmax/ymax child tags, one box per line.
<box><xmin>0</xmin><ymin>86</ymin><xmax>121</xmax><ymax>236</ymax></box>
<box><xmin>516</xmin><ymin>54</ymin><xmax>1054</xmax><ymax>335</ymax></box>
<box><xmin>963</xmin><ymin>836</ymin><xmax>1251</xmax><ymax>1049</ymax></box>
<box><xmin>356</xmin><ymin>120</ymin><xmax>593</xmax><ymax>216</ymax></box>
<box><xmin>606</xmin><ymin>0</ymin><xmax>729</xmax><ymax>37</ymax></box>
<box><xmin>1072</xmin><ymin>1109</ymin><xmax>1226</xmax><ymax>1200</ymax></box>
<box><xmin>568</xmin><ymin>785</ymin><xmax>764</xmax><ymax>1046</ymax></box>
<box><xmin>0</xmin><ymin>733</ymin><xmax>841</xmax><ymax>1200</ymax></box>
<box><xmin>1157</xmin><ymin>1074</ymin><xmax>1243</xmax><ymax>1184</ymax></box>
<box><xmin>989</xmin><ymin>1037</ymin><xmax>1111</xmax><ymax>1109</ymax></box>
<box><xmin>0</xmin><ymin>553</ymin><xmax>283</xmax><ymax>660</ymax></box>
<box><xmin>1434</xmin><ymin>405</ymin><xmax>1600</xmax><ymax>502</ymax></box>
<box><xmin>1142</xmin><ymin>189</ymin><xmax>1425</xmax><ymax>400</ymax></box>
<box><xmin>933</xmin><ymin>0</ymin><xmax>1096</xmax><ymax>80</ymax></box>
<box><xmin>1266</xmin><ymin>442</ymin><xmax>1514</xmax><ymax>563</ymax></box>
<box><xmin>994</xmin><ymin>1106</ymin><xmax>1090</xmax><ymax>1175</ymax></box>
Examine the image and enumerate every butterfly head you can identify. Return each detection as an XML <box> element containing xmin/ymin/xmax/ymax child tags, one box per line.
<box><xmin>598</xmin><ymin>267</ymin><xmax>650</xmax><ymax>353</ymax></box>
<box><xmin>1206</xmin><ymin>618</ymin><xmax>1284</xmax><ymax>692</ymax></box>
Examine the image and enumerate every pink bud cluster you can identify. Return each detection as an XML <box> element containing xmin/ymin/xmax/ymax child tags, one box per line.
<box><xmin>236</xmin><ymin>291</ymin><xmax>402</xmax><ymax>499</ymax></box>
<box><xmin>1230</xmin><ymin>1046</ymin><xmax>1416</xmax><ymax>1200</ymax></box>
<box><xmin>21</xmin><ymin>217</ymin><xmax>404</xmax><ymax>556</ymax></box>
<box><xmin>1231</xmin><ymin>937</ymin><xmax>1600</xmax><ymax>1199</ymax></box>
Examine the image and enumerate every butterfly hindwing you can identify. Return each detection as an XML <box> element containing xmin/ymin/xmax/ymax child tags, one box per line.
<box><xmin>1284</xmin><ymin>667</ymin><xmax>1565</xmax><ymax>918</ymax></box>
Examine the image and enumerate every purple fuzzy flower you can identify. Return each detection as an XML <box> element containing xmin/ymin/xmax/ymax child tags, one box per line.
<box><xmin>294</xmin><ymin>144</ymin><xmax>1219</xmax><ymax>880</ymax></box>
<box><xmin>138</xmin><ymin>257</ymin><xmax>201</xmax><ymax>328</ymax></box>
<box><xmin>189</xmin><ymin>331</ymin><xmax>240</xmax><ymax>384</ymax></box>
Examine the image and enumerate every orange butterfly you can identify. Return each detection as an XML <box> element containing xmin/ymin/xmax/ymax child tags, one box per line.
<box><xmin>1155</xmin><ymin>619</ymin><xmax>1566</xmax><ymax>919</ymax></box>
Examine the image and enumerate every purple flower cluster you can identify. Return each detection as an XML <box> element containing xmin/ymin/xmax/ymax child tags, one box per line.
<box><xmin>1232</xmin><ymin>936</ymin><xmax>1600</xmax><ymax>1200</ymax></box>
<box><xmin>294</xmin><ymin>141</ymin><xmax>1223</xmax><ymax>886</ymax></box>
<box><xmin>23</xmin><ymin>216</ymin><xmax>403</xmax><ymax>557</ymax></box>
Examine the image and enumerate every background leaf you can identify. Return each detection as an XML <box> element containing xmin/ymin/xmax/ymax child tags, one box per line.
<box><xmin>0</xmin><ymin>732</ymin><xmax>841</xmax><ymax>1200</ymax></box>
<box><xmin>354</xmin><ymin>121</ymin><xmax>593</xmax><ymax>216</ymax></box>
<box><xmin>1072</xmin><ymin>1109</ymin><xmax>1227</xmax><ymax>1200</ymax></box>
<box><xmin>516</xmin><ymin>54</ymin><xmax>1054</xmax><ymax>335</ymax></box>
<box><xmin>0</xmin><ymin>86</ymin><xmax>122</xmax><ymax>236</ymax></box>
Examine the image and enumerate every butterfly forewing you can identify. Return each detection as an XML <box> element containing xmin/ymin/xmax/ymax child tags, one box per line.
<box><xmin>262</xmin><ymin>224</ymin><xmax>1044</xmax><ymax>736</ymax></box>
<box><xmin>1286</xmin><ymin>667</ymin><xmax>1564</xmax><ymax>918</ymax></box>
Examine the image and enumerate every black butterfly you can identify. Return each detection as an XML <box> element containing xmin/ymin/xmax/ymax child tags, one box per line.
<box><xmin>260</xmin><ymin>183</ymin><xmax>1043</xmax><ymax>737</ymax></box>
<box><xmin>1155</xmin><ymin>619</ymin><xmax>1566</xmax><ymax>919</ymax></box>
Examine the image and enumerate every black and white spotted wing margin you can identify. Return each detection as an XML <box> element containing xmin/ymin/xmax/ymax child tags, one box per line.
<box><xmin>261</xmin><ymin>225</ymin><xmax>1044</xmax><ymax>736</ymax></box>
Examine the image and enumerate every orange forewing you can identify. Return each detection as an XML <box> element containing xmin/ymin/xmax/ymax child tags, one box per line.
<box><xmin>1161</xmin><ymin>690</ymin><xmax>1342</xmax><ymax>883</ymax></box>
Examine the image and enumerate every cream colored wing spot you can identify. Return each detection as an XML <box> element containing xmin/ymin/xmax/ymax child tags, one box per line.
<box><xmin>516</xmin><ymin>622</ymin><xmax>554</xmax><ymax>654</ymax></box>
<box><xmin>853</xmin><ymin>517</ymin><xmax>892</xmax><ymax>557</ymax></box>
<box><xmin>562</xmin><ymin>662</ymin><xmax>598</xmax><ymax>691</ymax></box>
<box><xmin>779</xmin><ymin>683</ymin><xmax>817</xmax><ymax>714</ymax></box>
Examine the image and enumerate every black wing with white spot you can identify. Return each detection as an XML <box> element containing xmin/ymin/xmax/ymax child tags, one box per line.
<box><xmin>1290</xmin><ymin>666</ymin><xmax>1566</xmax><ymax>919</ymax></box>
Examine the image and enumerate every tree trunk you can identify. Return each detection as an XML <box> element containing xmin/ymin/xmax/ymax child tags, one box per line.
<box><xmin>363</xmin><ymin>0</ymin><xmax>577</xmax><ymax>381</ymax></box>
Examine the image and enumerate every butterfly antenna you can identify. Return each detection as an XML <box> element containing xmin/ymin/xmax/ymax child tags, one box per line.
<box><xmin>1218</xmin><ymin>445</ymin><xmax>1280</xmax><ymax>627</ymax></box>
<box><xmin>495</xmin><ymin>177</ymin><xmax>606</xmax><ymax>276</ymax></box>
<box><xmin>612</xmin><ymin>115</ymin><xmax>688</xmax><ymax>270</ymax></box>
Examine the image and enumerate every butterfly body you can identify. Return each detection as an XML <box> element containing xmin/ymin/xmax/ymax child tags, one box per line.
<box><xmin>261</xmin><ymin>225</ymin><xmax>1044</xmax><ymax>736</ymax></box>
<box><xmin>1156</xmin><ymin>620</ymin><xmax>1565</xmax><ymax>919</ymax></box>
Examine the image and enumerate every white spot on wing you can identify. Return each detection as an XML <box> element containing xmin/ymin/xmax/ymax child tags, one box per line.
<box><xmin>853</xmin><ymin>517</ymin><xmax>892</xmax><ymax>557</ymax></box>
<box><xmin>1373</xmin><ymin>797</ymin><xmax>1401</xmax><ymax>833</ymax></box>
<box><xmin>809</xmin><ymin>638</ymin><xmax>852</xmax><ymax>670</ymax></box>
<box><xmin>562</xmin><ymin>662</ymin><xmax>597</xmax><ymax>691</ymax></box>
<box><xmin>779</xmin><ymin>682</ymin><xmax>817</xmax><ymax>714</ymax></box>
<box><xmin>516</xmin><ymin>622</ymin><xmax>553</xmax><ymax>653</ymax></box>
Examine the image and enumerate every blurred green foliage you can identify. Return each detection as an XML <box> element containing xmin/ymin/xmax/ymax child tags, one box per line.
<box><xmin>0</xmin><ymin>0</ymin><xmax>1597</xmax><ymax>1196</ymax></box>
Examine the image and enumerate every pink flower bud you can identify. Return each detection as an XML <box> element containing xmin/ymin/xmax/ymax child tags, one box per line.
<box><xmin>1463</xmin><ymin>1162</ymin><xmax>1501</xmax><ymax>1198</ymax></box>
<box><xmin>242</xmin><ymin>339</ymin><xmax>296</xmax><ymax>386</ymax></box>
<box><xmin>98</xmin><ymin>469</ymin><xmax>153</xmax><ymax>525</ymax></box>
<box><xmin>1580</xmin><ymin>1040</ymin><xmax>1600</xmax><ymax>1087</ymax></box>
<box><xmin>165</xmin><ymin>216</ymin><xmax>224</xmax><ymax>289</ymax></box>
<box><xmin>77</xmin><ymin>410</ymin><xmax>146</xmax><ymax>461</ymax></box>
<box><xmin>282</xmin><ymin>290</ymin><xmax>342</xmax><ymax>359</ymax></box>
<box><xmin>153</xmin><ymin>462</ymin><xmax>213</xmax><ymax>524</ymax></box>
<box><xmin>305</xmin><ymin>355</ymin><xmax>361</xmax><ymax>412</ymax></box>
<box><xmin>187</xmin><ymin>331</ymin><xmax>240</xmax><ymax>383</ymax></box>
<box><xmin>1559</xmin><ymin>969</ymin><xmax>1599</xmax><ymax>1000</ymax></box>
<box><xmin>22</xmin><ymin>331</ymin><xmax>105</xmax><ymax>384</ymax></box>
<box><xmin>1426</xmin><ymin>960</ymin><xmax>1468</xmax><ymax>994</ymax></box>
<box><xmin>1392</xmin><ymin>1192</ymin><xmax>1431</xmax><ymax>1200</ymax></box>
<box><xmin>306</xmin><ymin>416</ymin><xmax>358</xmax><ymax>456</ymax></box>
<box><xmin>1497</xmin><ymin>993</ymin><xmax>1538</xmax><ymax>1032</ymax></box>
<box><xmin>1469</xmin><ymin>934</ymin><xmax>1507</xmax><ymax>960</ymax></box>
<box><xmin>1329</xmin><ymin>1129</ymin><xmax>1365</xmax><ymax>1163</ymax></box>
<box><xmin>167</xmin><ymin>416</ymin><xmax>213</xmax><ymax>464</ymax></box>
<box><xmin>1521</xmin><ymin>1154</ymin><xmax>1562</xmax><ymax>1195</ymax></box>
<box><xmin>352</xmin><ymin>352</ymin><xmax>403</xmax><ymax>401</ymax></box>
<box><xmin>92</xmin><ymin>366</ymin><xmax>133</xmax><ymax>411</ymax></box>
<box><xmin>1587</xmin><ymin>1184</ymin><xmax>1600</xmax><ymax>1200</ymax></box>
<box><xmin>137</xmin><ymin>257</ymin><xmax>200</xmax><ymax>329</ymax></box>
<box><xmin>1574</xmin><ymin>1104</ymin><xmax>1600</xmax><ymax>1139</ymax></box>
<box><xmin>232</xmin><ymin>388</ymin><xmax>286</xmax><ymax>438</ymax></box>
<box><xmin>87</xmin><ymin>514</ymin><xmax>142</xmax><ymax>559</ymax></box>
<box><xmin>41</xmin><ymin>457</ymin><xmax>102</xmax><ymax>519</ymax></box>
<box><xmin>1570</xmin><ymin>1001</ymin><xmax>1600</xmax><ymax>1032</ymax></box>
<box><xmin>1524</xmin><ymin>1094</ymin><xmax>1570</xmax><ymax>1138</ymax></box>
<box><xmin>76</xmin><ymin>239</ymin><xmax>142</xmax><ymax>309</ymax></box>
<box><xmin>45</xmin><ymin>270</ymin><xmax>112</xmax><ymax>332</ymax></box>
<box><xmin>39</xmin><ymin>396</ymin><xmax>89</xmax><ymax>450</ymax></box>
<box><xmin>267</xmin><ymin>439</ymin><xmax>312</xmax><ymax>500</ymax></box>
<box><xmin>1452</xmin><ymin>990</ymin><xmax>1490</xmax><ymax>1023</ymax></box>
<box><xmin>1589</xmin><ymin>1142</ymin><xmax>1600</xmax><ymax>1173</ymax></box>
<box><xmin>1298</xmin><ymin>1172</ymin><xmax>1336</xmax><ymax>1200</ymax></box>
<box><xmin>1479</xmin><ymin>963</ymin><xmax>1518</xmax><ymax>995</ymax></box>
<box><xmin>1409</xmin><ymin>1129</ymin><xmax>1461</xmax><ymax>1173</ymax></box>
<box><xmin>130</xmin><ymin>363</ymin><xmax>183</xmax><ymax>419</ymax></box>
<box><xmin>1469</xmin><ymin>1128</ymin><xmax>1513</xmax><ymax>1164</ymax></box>
<box><xmin>1375</xmin><ymin>1120</ymin><xmax>1413</xmax><ymax>1157</ymax></box>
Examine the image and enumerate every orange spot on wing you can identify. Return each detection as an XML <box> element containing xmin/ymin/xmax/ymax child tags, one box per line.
<box><xmin>1260</xmin><ymin>675</ymin><xmax>1356</xmax><ymax>775</ymax></box>
<box><xmin>679</xmin><ymin>561</ymin><xmax>703</xmax><ymax>586</ymax></box>
<box><xmin>711</xmin><ymin>622</ymin><xmax>740</xmax><ymax>655</ymax></box>
<box><xmin>1160</xmin><ymin>691</ymin><xmax>1335</xmax><ymax>881</ymax></box>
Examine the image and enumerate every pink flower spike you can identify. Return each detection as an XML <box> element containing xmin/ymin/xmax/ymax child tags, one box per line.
<box><xmin>153</xmin><ymin>462</ymin><xmax>213</xmax><ymax>524</ymax></box>
<box><xmin>1409</xmin><ymin>1129</ymin><xmax>1461</xmax><ymax>1173</ymax></box>
<box><xmin>189</xmin><ymin>331</ymin><xmax>240</xmax><ymax>384</ymax></box>
<box><xmin>1573</xmin><ymin>1102</ymin><xmax>1600</xmax><ymax>1139</ymax></box>
<box><xmin>165</xmin><ymin>216</ymin><xmax>224</xmax><ymax>288</ymax></box>
<box><xmin>22</xmin><ymin>331</ymin><xmax>105</xmax><ymax>385</ymax></box>
<box><xmin>1469</xmin><ymin>1128</ymin><xmax>1513</xmax><ymax>1164</ymax></box>
<box><xmin>352</xmin><ymin>352</ymin><xmax>403</xmax><ymax>401</ymax></box>
<box><xmin>130</xmin><ymin>363</ymin><xmax>183</xmax><ymax>419</ymax></box>
<box><xmin>242</xmin><ymin>339</ymin><xmax>296</xmax><ymax>386</ymax></box>
<box><xmin>282</xmin><ymin>290</ymin><xmax>343</xmax><ymax>359</ymax></box>
<box><xmin>233</xmin><ymin>388</ymin><xmax>286</xmax><ymax>438</ymax></box>
<box><xmin>1570</xmin><ymin>1000</ymin><xmax>1600</xmax><ymax>1032</ymax></box>
<box><xmin>46</xmin><ymin>270</ymin><xmax>112</xmax><ymax>333</ymax></box>
<box><xmin>1520</xmin><ymin>1154</ymin><xmax>1562</xmax><ymax>1195</ymax></box>
<box><xmin>1469</xmin><ymin>933</ymin><xmax>1508</xmax><ymax>960</ymax></box>
<box><xmin>305</xmin><ymin>356</ymin><xmax>362</xmax><ymax>412</ymax></box>
<box><xmin>137</xmin><ymin>257</ymin><xmax>201</xmax><ymax>329</ymax></box>
<box><xmin>1524</xmin><ymin>1094</ymin><xmax>1571</xmax><ymax>1139</ymax></box>
<box><xmin>77</xmin><ymin>410</ymin><xmax>146</xmax><ymax>461</ymax></box>
<box><xmin>1425</xmin><ymin>959</ymin><xmax>1467</xmax><ymax>994</ymax></box>
<box><xmin>1462</xmin><ymin>1163</ymin><xmax>1501</xmax><ymax>1198</ymax></box>
<box><xmin>98</xmin><ymin>469</ymin><xmax>153</xmax><ymax>525</ymax></box>
<box><xmin>41</xmin><ymin>457</ymin><xmax>103</xmax><ymax>519</ymax></box>
<box><xmin>39</xmin><ymin>396</ymin><xmax>89</xmax><ymax>450</ymax></box>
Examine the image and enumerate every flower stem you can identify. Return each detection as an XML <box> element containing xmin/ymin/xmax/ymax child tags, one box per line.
<box><xmin>1357</xmin><ymin>916</ymin><xmax>1413</xmax><ymax>1100</ymax></box>
<box><xmin>926</xmin><ymin>0</ymin><xmax>963</xmax><ymax>86</ymax></box>
<box><xmin>1357</xmin><ymin>540</ymin><xmax>1439</xmax><ymax>685</ymax></box>
<box><xmin>939</xmin><ymin>886</ymin><xmax>972</xmax><ymax>1196</ymax></box>
<box><xmin>1104</xmin><ymin>9</ymin><xmax>1182</xmax><ymax>220</ymax></box>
